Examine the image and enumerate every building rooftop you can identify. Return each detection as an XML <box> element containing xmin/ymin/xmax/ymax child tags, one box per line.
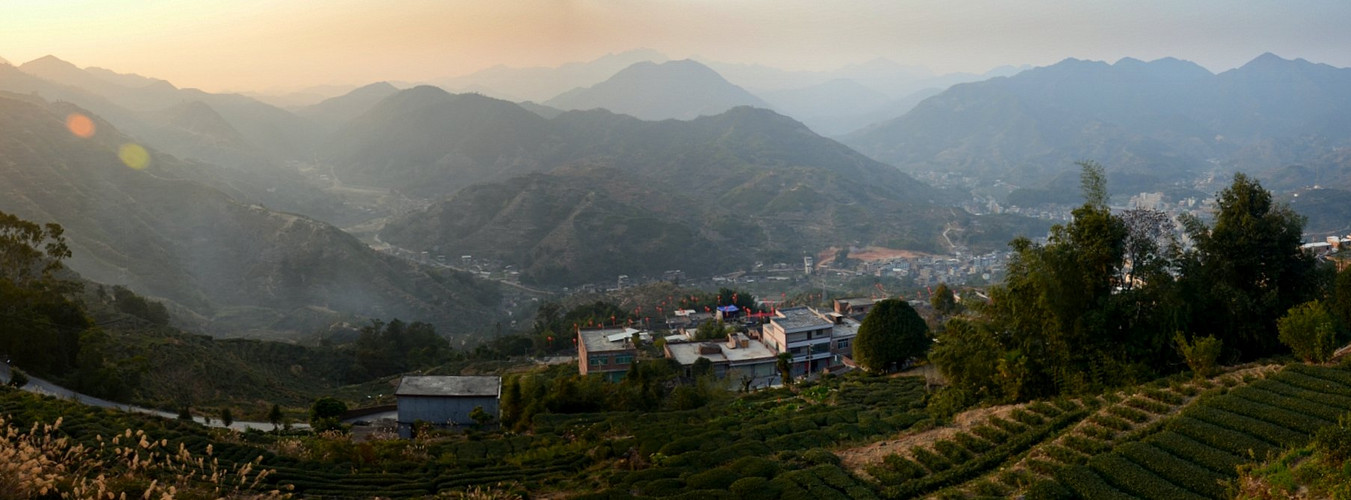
<box><xmin>836</xmin><ymin>297</ymin><xmax>877</xmax><ymax>307</ymax></box>
<box><xmin>580</xmin><ymin>327</ymin><xmax>640</xmax><ymax>354</ymax></box>
<box><xmin>666</xmin><ymin>336</ymin><xmax>778</xmax><ymax>366</ymax></box>
<box><xmin>772</xmin><ymin>307</ymin><xmax>834</xmax><ymax>332</ymax></box>
<box><xmin>833</xmin><ymin>317</ymin><xmax>861</xmax><ymax>338</ymax></box>
<box><xmin>395</xmin><ymin>376</ymin><xmax>501</xmax><ymax>398</ymax></box>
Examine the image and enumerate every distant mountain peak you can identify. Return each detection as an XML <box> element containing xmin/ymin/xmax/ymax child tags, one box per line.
<box><xmin>544</xmin><ymin>58</ymin><xmax>771</xmax><ymax>121</ymax></box>
<box><xmin>20</xmin><ymin>54</ymin><xmax>81</xmax><ymax>71</ymax></box>
<box><xmin>616</xmin><ymin>59</ymin><xmax>722</xmax><ymax>77</ymax></box>
<box><xmin>1239</xmin><ymin>52</ymin><xmax>1303</xmax><ymax>71</ymax></box>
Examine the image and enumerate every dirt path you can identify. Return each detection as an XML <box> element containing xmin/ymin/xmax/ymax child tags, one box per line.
<box><xmin>837</xmin><ymin>403</ymin><xmax>1022</xmax><ymax>477</ymax></box>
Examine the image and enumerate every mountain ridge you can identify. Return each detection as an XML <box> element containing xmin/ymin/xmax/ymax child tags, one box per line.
<box><xmin>842</xmin><ymin>53</ymin><xmax>1351</xmax><ymax>192</ymax></box>
<box><xmin>0</xmin><ymin>93</ymin><xmax>502</xmax><ymax>338</ymax></box>
<box><xmin>544</xmin><ymin>59</ymin><xmax>773</xmax><ymax>121</ymax></box>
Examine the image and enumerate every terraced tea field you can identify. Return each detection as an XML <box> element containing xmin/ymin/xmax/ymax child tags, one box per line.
<box><xmin>847</xmin><ymin>364</ymin><xmax>1351</xmax><ymax>499</ymax></box>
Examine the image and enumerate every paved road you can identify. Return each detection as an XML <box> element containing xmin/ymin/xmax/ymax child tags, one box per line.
<box><xmin>0</xmin><ymin>362</ymin><xmax>309</xmax><ymax>432</ymax></box>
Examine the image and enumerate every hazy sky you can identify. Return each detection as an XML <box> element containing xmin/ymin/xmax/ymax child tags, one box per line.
<box><xmin>2</xmin><ymin>0</ymin><xmax>1348</xmax><ymax>92</ymax></box>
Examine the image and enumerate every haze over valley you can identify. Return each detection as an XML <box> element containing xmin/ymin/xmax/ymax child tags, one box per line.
<box><xmin>4</xmin><ymin>3</ymin><xmax>1351</xmax><ymax>497</ymax></box>
<box><xmin>5</xmin><ymin>40</ymin><xmax>1351</xmax><ymax>339</ymax></box>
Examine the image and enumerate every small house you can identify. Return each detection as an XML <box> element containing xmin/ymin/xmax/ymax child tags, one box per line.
<box><xmin>395</xmin><ymin>376</ymin><xmax>501</xmax><ymax>438</ymax></box>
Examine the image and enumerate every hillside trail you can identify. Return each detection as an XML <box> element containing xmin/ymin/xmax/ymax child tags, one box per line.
<box><xmin>0</xmin><ymin>362</ymin><xmax>311</xmax><ymax>432</ymax></box>
<box><xmin>836</xmin><ymin>403</ymin><xmax>1021</xmax><ymax>477</ymax></box>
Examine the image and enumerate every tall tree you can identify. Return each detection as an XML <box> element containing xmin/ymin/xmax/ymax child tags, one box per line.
<box><xmin>930</xmin><ymin>283</ymin><xmax>959</xmax><ymax>316</ymax></box>
<box><xmin>0</xmin><ymin>210</ymin><xmax>89</xmax><ymax>377</ymax></box>
<box><xmin>929</xmin><ymin>318</ymin><xmax>1000</xmax><ymax>397</ymax></box>
<box><xmin>981</xmin><ymin>162</ymin><xmax>1135</xmax><ymax>399</ymax></box>
<box><xmin>1180</xmin><ymin>173</ymin><xmax>1315</xmax><ymax>359</ymax></box>
<box><xmin>853</xmin><ymin>299</ymin><xmax>930</xmax><ymax>372</ymax></box>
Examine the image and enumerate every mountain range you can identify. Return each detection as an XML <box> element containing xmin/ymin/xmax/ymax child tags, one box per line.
<box><xmin>4</xmin><ymin>50</ymin><xmax>1347</xmax><ymax>336</ymax></box>
<box><xmin>429</xmin><ymin>49</ymin><xmax>1028</xmax><ymax>135</ymax></box>
<box><xmin>328</xmin><ymin>85</ymin><xmax>1035</xmax><ymax>284</ymax></box>
<box><xmin>0</xmin><ymin>92</ymin><xmax>502</xmax><ymax>337</ymax></box>
<box><xmin>842</xmin><ymin>53</ymin><xmax>1351</xmax><ymax>196</ymax></box>
<box><xmin>434</xmin><ymin>49</ymin><xmax>670</xmax><ymax>103</ymax></box>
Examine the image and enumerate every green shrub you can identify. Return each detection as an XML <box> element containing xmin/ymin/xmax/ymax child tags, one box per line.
<box><xmin>1251</xmin><ymin>379</ymin><xmax>1351</xmax><ymax>412</ymax></box>
<box><xmin>880</xmin><ymin>454</ymin><xmax>925</xmax><ymax>481</ymax></box>
<box><xmin>1210</xmin><ymin>389</ymin><xmax>1334</xmax><ymax>432</ymax></box>
<box><xmin>726</xmin><ymin>456</ymin><xmax>780</xmax><ymax>478</ymax></box>
<box><xmin>1080</xmin><ymin>424</ymin><xmax>1117</xmax><ymax>441</ymax></box>
<box><xmin>1055</xmin><ymin>466</ymin><xmax>1135</xmax><ymax>500</ymax></box>
<box><xmin>1277</xmin><ymin>300</ymin><xmax>1338</xmax><ymax>363</ymax></box>
<box><xmin>989</xmin><ymin>417</ymin><xmax>1028</xmax><ymax>435</ymax></box>
<box><xmin>1125</xmin><ymin>396</ymin><xmax>1171</xmax><ymax>414</ymax></box>
<box><xmin>1023</xmin><ymin>478</ymin><xmax>1075</xmax><ymax>500</ymax></box>
<box><xmin>685</xmin><ymin>467</ymin><xmax>740</xmax><ymax>490</ymax></box>
<box><xmin>639</xmin><ymin>478</ymin><xmax>685</xmax><ymax>497</ymax></box>
<box><xmin>910</xmin><ymin>446</ymin><xmax>951</xmax><ymax>472</ymax></box>
<box><xmin>1167</xmin><ymin>416</ymin><xmax>1277</xmax><ymax>458</ymax></box>
<box><xmin>1026</xmin><ymin>401</ymin><xmax>1063</xmax><ymax>418</ymax></box>
<box><xmin>1116</xmin><ymin>442</ymin><xmax>1229</xmax><ymax>499</ymax></box>
<box><xmin>800</xmin><ymin>448</ymin><xmax>842</xmax><ymax>466</ymax></box>
<box><xmin>1062</xmin><ymin>435</ymin><xmax>1109</xmax><ymax>456</ymax></box>
<box><xmin>1043</xmin><ymin>444</ymin><xmax>1086</xmax><ymax>466</ymax></box>
<box><xmin>1314</xmin><ymin>421</ymin><xmax>1351</xmax><ymax>463</ymax></box>
<box><xmin>953</xmin><ymin>432</ymin><xmax>994</xmax><ymax>453</ymax></box>
<box><xmin>969</xmin><ymin>424</ymin><xmax>1009</xmax><ymax>443</ymax></box>
<box><xmin>1149</xmin><ymin>431</ymin><xmax>1246</xmax><ymax>476</ymax></box>
<box><xmin>1106</xmin><ymin>405</ymin><xmax>1150</xmax><ymax>424</ymax></box>
<box><xmin>729</xmin><ymin>477</ymin><xmax>779</xmax><ymax>500</ymax></box>
<box><xmin>1088</xmin><ymin>453</ymin><xmax>1208</xmax><ymax>500</ymax></box>
<box><xmin>1011</xmin><ymin>409</ymin><xmax>1045</xmax><ymax>426</ymax></box>
<box><xmin>1188</xmin><ymin>406</ymin><xmax>1307</xmax><ymax>446</ymax></box>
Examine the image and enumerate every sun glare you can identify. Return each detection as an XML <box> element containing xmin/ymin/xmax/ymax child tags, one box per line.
<box><xmin>66</xmin><ymin>113</ymin><xmax>95</xmax><ymax>138</ymax></box>
<box><xmin>118</xmin><ymin>143</ymin><xmax>150</xmax><ymax>170</ymax></box>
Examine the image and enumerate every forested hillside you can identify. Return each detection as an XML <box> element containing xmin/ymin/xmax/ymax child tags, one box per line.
<box><xmin>0</xmin><ymin>94</ymin><xmax>503</xmax><ymax>337</ymax></box>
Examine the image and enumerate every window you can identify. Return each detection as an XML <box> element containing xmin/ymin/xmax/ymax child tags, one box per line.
<box><xmin>589</xmin><ymin>356</ymin><xmax>607</xmax><ymax>367</ymax></box>
<box><xmin>811</xmin><ymin>343</ymin><xmax>831</xmax><ymax>354</ymax></box>
<box><xmin>836</xmin><ymin>339</ymin><xmax>850</xmax><ymax>350</ymax></box>
<box><xmin>614</xmin><ymin>355</ymin><xmax>633</xmax><ymax>365</ymax></box>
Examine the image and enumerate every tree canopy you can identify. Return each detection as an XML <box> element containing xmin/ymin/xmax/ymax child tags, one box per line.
<box><xmin>853</xmin><ymin>299</ymin><xmax>930</xmax><ymax>372</ymax></box>
<box><xmin>932</xmin><ymin>166</ymin><xmax>1323</xmax><ymax>403</ymax></box>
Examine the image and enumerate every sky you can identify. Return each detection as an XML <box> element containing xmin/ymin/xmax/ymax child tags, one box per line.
<box><xmin>2</xmin><ymin>0</ymin><xmax>1349</xmax><ymax>93</ymax></box>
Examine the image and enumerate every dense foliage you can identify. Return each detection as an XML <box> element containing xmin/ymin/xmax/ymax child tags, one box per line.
<box><xmin>934</xmin><ymin>164</ymin><xmax>1330</xmax><ymax>402</ymax></box>
<box><xmin>853</xmin><ymin>299</ymin><xmax>930</xmax><ymax>372</ymax></box>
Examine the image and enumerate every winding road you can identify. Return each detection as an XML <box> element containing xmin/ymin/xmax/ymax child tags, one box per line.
<box><xmin>0</xmin><ymin>362</ymin><xmax>311</xmax><ymax>432</ymax></box>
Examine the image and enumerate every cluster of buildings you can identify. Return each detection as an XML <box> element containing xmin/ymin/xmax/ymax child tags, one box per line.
<box><xmin>854</xmin><ymin>252</ymin><xmax>1008</xmax><ymax>287</ymax></box>
<box><xmin>387</xmin><ymin>299</ymin><xmax>884</xmax><ymax>435</ymax></box>
<box><xmin>577</xmin><ymin>298</ymin><xmax>882</xmax><ymax>389</ymax></box>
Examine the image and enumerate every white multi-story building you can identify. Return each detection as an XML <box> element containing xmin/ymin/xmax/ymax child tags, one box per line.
<box><xmin>762</xmin><ymin>307</ymin><xmax>836</xmax><ymax>376</ymax></box>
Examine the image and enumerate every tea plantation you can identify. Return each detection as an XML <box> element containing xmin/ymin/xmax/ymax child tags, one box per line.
<box><xmin>873</xmin><ymin>363</ymin><xmax>1351</xmax><ymax>499</ymax></box>
<box><xmin>5</xmin><ymin>364</ymin><xmax>1350</xmax><ymax>498</ymax></box>
<box><xmin>0</xmin><ymin>373</ymin><xmax>929</xmax><ymax>498</ymax></box>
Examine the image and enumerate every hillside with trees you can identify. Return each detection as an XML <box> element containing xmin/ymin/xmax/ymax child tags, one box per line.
<box><xmin>0</xmin><ymin>95</ymin><xmax>504</xmax><ymax>338</ymax></box>
<box><xmin>929</xmin><ymin>163</ymin><xmax>1338</xmax><ymax>404</ymax></box>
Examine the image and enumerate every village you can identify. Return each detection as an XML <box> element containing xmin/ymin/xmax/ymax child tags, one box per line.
<box><xmin>384</xmin><ymin>297</ymin><xmax>893</xmax><ymax>436</ymax></box>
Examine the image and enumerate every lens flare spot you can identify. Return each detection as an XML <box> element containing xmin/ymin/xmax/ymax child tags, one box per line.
<box><xmin>118</xmin><ymin>143</ymin><xmax>150</xmax><ymax>170</ymax></box>
<box><xmin>66</xmin><ymin>113</ymin><xmax>95</xmax><ymax>138</ymax></box>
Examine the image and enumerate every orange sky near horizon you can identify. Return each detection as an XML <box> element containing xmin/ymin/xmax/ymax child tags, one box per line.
<box><xmin>2</xmin><ymin>0</ymin><xmax>1348</xmax><ymax>93</ymax></box>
